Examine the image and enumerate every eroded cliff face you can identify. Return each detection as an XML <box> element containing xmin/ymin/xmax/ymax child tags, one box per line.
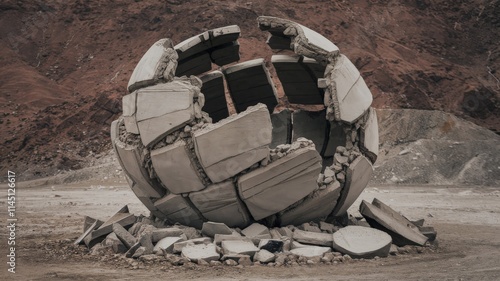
<box><xmin>0</xmin><ymin>0</ymin><xmax>498</xmax><ymax>178</ymax></box>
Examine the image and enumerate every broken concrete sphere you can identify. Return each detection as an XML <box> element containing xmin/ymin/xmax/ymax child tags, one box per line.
<box><xmin>112</xmin><ymin>16</ymin><xmax>379</xmax><ymax>228</ymax></box>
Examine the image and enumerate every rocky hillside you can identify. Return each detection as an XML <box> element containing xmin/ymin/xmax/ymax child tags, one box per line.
<box><xmin>0</xmin><ymin>0</ymin><xmax>498</xmax><ymax>178</ymax></box>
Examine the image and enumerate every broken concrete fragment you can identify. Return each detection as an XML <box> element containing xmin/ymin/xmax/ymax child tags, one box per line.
<box><xmin>103</xmin><ymin>232</ymin><xmax>127</xmax><ymax>254</ymax></box>
<box><xmin>327</xmin><ymin>55</ymin><xmax>373</xmax><ymax>123</ymax></box>
<box><xmin>331</xmin><ymin>155</ymin><xmax>373</xmax><ymax>217</ymax></box>
<box><xmin>112</xmin><ymin>223</ymin><xmax>137</xmax><ymax>249</ymax></box>
<box><xmin>135</xmin><ymin>83</ymin><xmax>196</xmax><ymax>146</ymax></box>
<box><xmin>254</xmin><ymin>249</ymin><xmax>276</xmax><ymax>263</ymax></box>
<box><xmin>201</xmin><ymin>222</ymin><xmax>233</xmax><ymax>237</ymax></box>
<box><xmin>181</xmin><ymin>243</ymin><xmax>220</xmax><ymax>263</ymax></box>
<box><xmin>293</xmin><ymin>229</ymin><xmax>333</xmax><ymax>247</ymax></box>
<box><xmin>279</xmin><ymin>182</ymin><xmax>341</xmax><ymax>226</ymax></box>
<box><xmin>84</xmin><ymin>212</ymin><xmax>136</xmax><ymax>248</ymax></box>
<box><xmin>214</xmin><ymin>232</ymin><xmax>252</xmax><ymax>245</ymax></box>
<box><xmin>193</xmin><ymin>103</ymin><xmax>272</xmax><ymax>183</ymax></box>
<box><xmin>290</xmin><ymin>246</ymin><xmax>332</xmax><ymax>258</ymax></box>
<box><xmin>151</xmin><ymin>140</ymin><xmax>205</xmax><ymax>194</ymax></box>
<box><xmin>371</xmin><ymin>198</ymin><xmax>420</xmax><ymax>233</ymax></box>
<box><xmin>238</xmin><ymin>147</ymin><xmax>321</xmax><ymax>220</ymax></box>
<box><xmin>128</xmin><ymin>38</ymin><xmax>177</xmax><ymax>92</ymax></box>
<box><xmin>319</xmin><ymin>221</ymin><xmax>336</xmax><ymax>233</ymax></box>
<box><xmin>360</xmin><ymin>200</ymin><xmax>428</xmax><ymax>246</ymax></box>
<box><xmin>190</xmin><ymin>181</ymin><xmax>251</xmax><ymax>228</ymax></box>
<box><xmin>139</xmin><ymin>233</ymin><xmax>154</xmax><ymax>255</ymax></box>
<box><xmin>125</xmin><ymin>241</ymin><xmax>142</xmax><ymax>258</ymax></box>
<box><xmin>418</xmin><ymin>226</ymin><xmax>437</xmax><ymax>242</ymax></box>
<box><xmin>221</xmin><ymin>240</ymin><xmax>259</xmax><ymax>257</ymax></box>
<box><xmin>332</xmin><ymin>226</ymin><xmax>392</xmax><ymax>259</ymax></box>
<box><xmin>277</xmin><ymin>227</ymin><xmax>294</xmax><ymax>239</ymax></box>
<box><xmin>151</xmin><ymin>227</ymin><xmax>184</xmax><ymax>243</ymax></box>
<box><xmin>258</xmin><ymin>239</ymin><xmax>284</xmax><ymax>253</ymax></box>
<box><xmin>173</xmin><ymin>237</ymin><xmax>212</xmax><ymax>254</ymax></box>
<box><xmin>153</xmin><ymin>194</ymin><xmax>204</xmax><ymax>229</ymax></box>
<box><xmin>224</xmin><ymin>58</ymin><xmax>278</xmax><ymax>113</ymax></box>
<box><xmin>241</xmin><ymin>223</ymin><xmax>271</xmax><ymax>240</ymax></box>
<box><xmin>153</xmin><ymin>236</ymin><xmax>185</xmax><ymax>254</ymax></box>
<box><xmin>75</xmin><ymin>218</ymin><xmax>103</xmax><ymax>245</ymax></box>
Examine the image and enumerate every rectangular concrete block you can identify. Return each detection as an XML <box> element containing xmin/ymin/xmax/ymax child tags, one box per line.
<box><xmin>154</xmin><ymin>194</ymin><xmax>204</xmax><ymax>229</ymax></box>
<box><xmin>135</xmin><ymin>83</ymin><xmax>196</xmax><ymax>146</ymax></box>
<box><xmin>190</xmin><ymin>181</ymin><xmax>251</xmax><ymax>228</ymax></box>
<box><xmin>221</xmin><ymin>240</ymin><xmax>259</xmax><ymax>257</ymax></box>
<box><xmin>292</xmin><ymin>110</ymin><xmax>328</xmax><ymax>155</ymax></box>
<box><xmin>237</xmin><ymin>147</ymin><xmax>321</xmax><ymax>220</ymax></box>
<box><xmin>193</xmin><ymin>104</ymin><xmax>272</xmax><ymax>183</ymax></box>
<box><xmin>360</xmin><ymin>200</ymin><xmax>428</xmax><ymax>246</ymax></box>
<box><xmin>279</xmin><ymin>182</ymin><xmax>341</xmax><ymax>226</ymax></box>
<box><xmin>115</xmin><ymin>142</ymin><xmax>166</xmax><ymax>199</ymax></box>
<box><xmin>151</xmin><ymin>140</ymin><xmax>205</xmax><ymax>194</ymax></box>
<box><xmin>293</xmin><ymin>229</ymin><xmax>333</xmax><ymax>247</ymax></box>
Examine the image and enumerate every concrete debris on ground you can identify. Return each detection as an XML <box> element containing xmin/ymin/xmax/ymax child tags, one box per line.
<box><xmin>76</xmin><ymin>200</ymin><xmax>436</xmax><ymax>266</ymax></box>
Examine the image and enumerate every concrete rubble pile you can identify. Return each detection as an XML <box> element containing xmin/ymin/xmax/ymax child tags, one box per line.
<box><xmin>75</xmin><ymin>199</ymin><xmax>436</xmax><ymax>265</ymax></box>
<box><xmin>86</xmin><ymin>16</ymin><xmax>437</xmax><ymax>266</ymax></box>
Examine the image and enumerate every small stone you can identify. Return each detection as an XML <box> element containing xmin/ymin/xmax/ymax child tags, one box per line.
<box><xmin>324</xmin><ymin>176</ymin><xmax>334</xmax><ymax>184</ymax></box>
<box><xmin>238</xmin><ymin>255</ymin><xmax>253</xmax><ymax>266</ymax></box>
<box><xmin>210</xmin><ymin>260</ymin><xmax>222</xmax><ymax>266</ymax></box>
<box><xmin>197</xmin><ymin>259</ymin><xmax>209</xmax><ymax>266</ymax></box>
<box><xmin>336</xmin><ymin>172</ymin><xmax>345</xmax><ymax>182</ymax></box>
<box><xmin>132</xmin><ymin>246</ymin><xmax>146</xmax><ymax>258</ymax></box>
<box><xmin>225</xmin><ymin>259</ymin><xmax>238</xmax><ymax>266</ymax></box>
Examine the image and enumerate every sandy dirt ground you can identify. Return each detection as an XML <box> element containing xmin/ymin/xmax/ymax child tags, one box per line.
<box><xmin>1</xmin><ymin>180</ymin><xmax>500</xmax><ymax>280</ymax></box>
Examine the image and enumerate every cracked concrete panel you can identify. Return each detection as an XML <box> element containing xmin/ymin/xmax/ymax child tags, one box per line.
<box><xmin>360</xmin><ymin>200</ymin><xmax>428</xmax><ymax>246</ymax></box>
<box><xmin>270</xmin><ymin>109</ymin><xmax>292</xmax><ymax>148</ymax></box>
<box><xmin>154</xmin><ymin>194</ymin><xmax>204</xmax><ymax>229</ymax></box>
<box><xmin>323</xmin><ymin>122</ymin><xmax>347</xmax><ymax>157</ymax></box>
<box><xmin>331</xmin><ymin>155</ymin><xmax>373</xmax><ymax>216</ymax></box>
<box><xmin>292</xmin><ymin>110</ymin><xmax>328</xmax><ymax>155</ymax></box>
<box><xmin>175</xmin><ymin>51</ymin><xmax>212</xmax><ymax>77</ymax></box>
<box><xmin>237</xmin><ymin>147</ymin><xmax>321</xmax><ymax>220</ymax></box>
<box><xmin>258</xmin><ymin>16</ymin><xmax>339</xmax><ymax>65</ymax></box>
<box><xmin>193</xmin><ymin>104</ymin><xmax>272</xmax><ymax>182</ymax></box>
<box><xmin>210</xmin><ymin>41</ymin><xmax>240</xmax><ymax>67</ymax></box>
<box><xmin>189</xmin><ymin>181</ymin><xmax>251</xmax><ymax>228</ymax></box>
<box><xmin>360</xmin><ymin>107</ymin><xmax>379</xmax><ymax>162</ymax></box>
<box><xmin>135</xmin><ymin>83</ymin><xmax>196</xmax><ymax>146</ymax></box>
<box><xmin>279</xmin><ymin>182</ymin><xmax>341</xmax><ymax>226</ymax></box>
<box><xmin>128</xmin><ymin>38</ymin><xmax>177</xmax><ymax>93</ymax></box>
<box><xmin>339</xmin><ymin>76</ymin><xmax>373</xmax><ymax>124</ymax></box>
<box><xmin>200</xmin><ymin>71</ymin><xmax>229</xmax><ymax>122</ymax></box>
<box><xmin>224</xmin><ymin>58</ymin><xmax>278</xmax><ymax>113</ymax></box>
<box><xmin>115</xmin><ymin>142</ymin><xmax>165</xmax><ymax>199</ymax></box>
<box><xmin>151</xmin><ymin>140</ymin><xmax>205</xmax><ymax>194</ymax></box>
<box><xmin>272</xmin><ymin>55</ymin><xmax>324</xmax><ymax>105</ymax></box>
<box><xmin>204</xmin><ymin>147</ymin><xmax>270</xmax><ymax>183</ymax></box>
<box><xmin>327</xmin><ymin>55</ymin><xmax>373</xmax><ymax>123</ymax></box>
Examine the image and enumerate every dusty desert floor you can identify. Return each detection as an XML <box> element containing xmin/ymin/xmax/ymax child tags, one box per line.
<box><xmin>1</xmin><ymin>180</ymin><xmax>499</xmax><ymax>280</ymax></box>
